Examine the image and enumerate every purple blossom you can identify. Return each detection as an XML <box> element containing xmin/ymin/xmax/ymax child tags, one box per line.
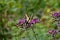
<box><xmin>29</xmin><ymin>18</ymin><xmax>39</xmax><ymax>24</ymax></box>
<box><xmin>48</xmin><ymin>30</ymin><xmax>58</xmax><ymax>35</ymax></box>
<box><xmin>57</xmin><ymin>23</ymin><xmax>60</xmax><ymax>27</ymax></box>
<box><xmin>18</xmin><ymin>19</ymin><xmax>26</xmax><ymax>25</ymax></box>
<box><xmin>52</xmin><ymin>12</ymin><xmax>60</xmax><ymax>18</ymax></box>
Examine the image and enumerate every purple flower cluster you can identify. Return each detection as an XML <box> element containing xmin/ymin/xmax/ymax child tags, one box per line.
<box><xmin>17</xmin><ymin>18</ymin><xmax>39</xmax><ymax>28</ymax></box>
<box><xmin>48</xmin><ymin>12</ymin><xmax>60</xmax><ymax>37</ymax></box>
<box><xmin>48</xmin><ymin>30</ymin><xmax>58</xmax><ymax>35</ymax></box>
<box><xmin>52</xmin><ymin>12</ymin><xmax>60</xmax><ymax>18</ymax></box>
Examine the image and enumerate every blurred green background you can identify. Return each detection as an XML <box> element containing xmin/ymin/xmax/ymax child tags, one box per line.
<box><xmin>0</xmin><ymin>0</ymin><xmax>60</xmax><ymax>40</ymax></box>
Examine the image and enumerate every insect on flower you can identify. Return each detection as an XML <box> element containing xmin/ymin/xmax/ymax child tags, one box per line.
<box><xmin>16</xmin><ymin>14</ymin><xmax>40</xmax><ymax>28</ymax></box>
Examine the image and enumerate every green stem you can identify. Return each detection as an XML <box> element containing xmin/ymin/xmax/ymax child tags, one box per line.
<box><xmin>25</xmin><ymin>29</ymin><xmax>31</xmax><ymax>40</ymax></box>
<box><xmin>31</xmin><ymin>27</ymin><xmax>37</xmax><ymax>40</ymax></box>
<box><xmin>52</xmin><ymin>34</ymin><xmax>56</xmax><ymax>40</ymax></box>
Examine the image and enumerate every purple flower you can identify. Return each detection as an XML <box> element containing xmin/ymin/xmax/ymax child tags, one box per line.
<box><xmin>57</xmin><ymin>23</ymin><xmax>60</xmax><ymax>27</ymax></box>
<box><xmin>48</xmin><ymin>30</ymin><xmax>58</xmax><ymax>35</ymax></box>
<box><xmin>18</xmin><ymin>19</ymin><xmax>26</xmax><ymax>25</ymax></box>
<box><xmin>29</xmin><ymin>18</ymin><xmax>39</xmax><ymax>24</ymax></box>
<box><xmin>52</xmin><ymin>12</ymin><xmax>60</xmax><ymax>18</ymax></box>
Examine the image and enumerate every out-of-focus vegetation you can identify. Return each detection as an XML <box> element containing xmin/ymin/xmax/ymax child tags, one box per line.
<box><xmin>0</xmin><ymin>0</ymin><xmax>60</xmax><ymax>40</ymax></box>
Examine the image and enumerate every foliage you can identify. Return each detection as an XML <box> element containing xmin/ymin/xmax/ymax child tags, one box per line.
<box><xmin>1</xmin><ymin>0</ymin><xmax>60</xmax><ymax>40</ymax></box>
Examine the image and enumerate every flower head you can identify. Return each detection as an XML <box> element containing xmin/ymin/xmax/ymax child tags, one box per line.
<box><xmin>18</xmin><ymin>19</ymin><xmax>26</xmax><ymax>25</ymax></box>
<box><xmin>29</xmin><ymin>18</ymin><xmax>39</xmax><ymax>24</ymax></box>
<box><xmin>52</xmin><ymin>12</ymin><xmax>60</xmax><ymax>18</ymax></box>
<box><xmin>48</xmin><ymin>30</ymin><xmax>58</xmax><ymax>35</ymax></box>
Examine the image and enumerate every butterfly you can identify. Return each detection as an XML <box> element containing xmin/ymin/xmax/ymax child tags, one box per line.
<box><xmin>15</xmin><ymin>14</ymin><xmax>34</xmax><ymax>28</ymax></box>
<box><xmin>24</xmin><ymin>13</ymin><xmax>34</xmax><ymax>23</ymax></box>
